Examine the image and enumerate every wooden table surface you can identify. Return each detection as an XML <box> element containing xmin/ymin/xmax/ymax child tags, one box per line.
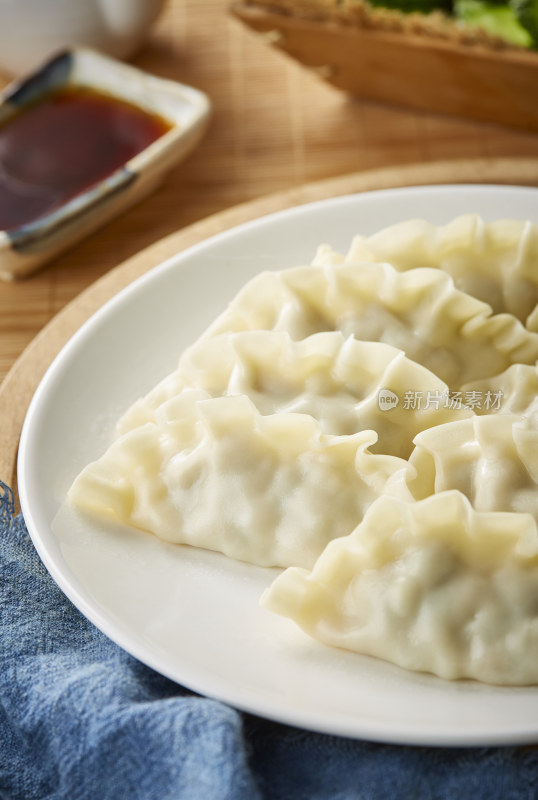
<box><xmin>2</xmin><ymin>0</ymin><xmax>538</xmax><ymax>386</ymax></box>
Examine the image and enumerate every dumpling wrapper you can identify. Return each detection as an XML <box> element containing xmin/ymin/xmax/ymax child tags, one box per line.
<box><xmin>342</xmin><ymin>215</ymin><xmax>538</xmax><ymax>331</ymax></box>
<box><xmin>69</xmin><ymin>394</ymin><xmax>412</xmax><ymax>569</ymax></box>
<box><xmin>461</xmin><ymin>363</ymin><xmax>538</xmax><ymax>424</ymax></box>
<box><xmin>262</xmin><ymin>491</ymin><xmax>538</xmax><ymax>685</ymax></box>
<box><xmin>117</xmin><ymin>331</ymin><xmax>472</xmax><ymax>459</ymax></box>
<box><xmin>408</xmin><ymin>415</ymin><xmax>538</xmax><ymax>520</ymax></box>
<box><xmin>201</xmin><ymin>260</ymin><xmax>538</xmax><ymax>389</ymax></box>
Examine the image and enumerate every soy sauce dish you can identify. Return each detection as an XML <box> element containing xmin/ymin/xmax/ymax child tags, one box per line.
<box><xmin>0</xmin><ymin>48</ymin><xmax>211</xmax><ymax>280</ymax></box>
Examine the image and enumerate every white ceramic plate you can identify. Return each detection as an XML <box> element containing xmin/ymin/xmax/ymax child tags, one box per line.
<box><xmin>18</xmin><ymin>184</ymin><xmax>538</xmax><ymax>747</ymax></box>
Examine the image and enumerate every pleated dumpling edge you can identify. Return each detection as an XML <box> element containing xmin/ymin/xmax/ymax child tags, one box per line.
<box><xmin>343</xmin><ymin>214</ymin><xmax>538</xmax><ymax>331</ymax></box>
<box><xmin>116</xmin><ymin>330</ymin><xmax>473</xmax><ymax>459</ymax></box>
<box><xmin>261</xmin><ymin>491</ymin><xmax>538</xmax><ymax>685</ymax></box>
<box><xmin>69</xmin><ymin>394</ymin><xmax>415</xmax><ymax>569</ymax></box>
<box><xmin>195</xmin><ymin>258</ymin><xmax>538</xmax><ymax>389</ymax></box>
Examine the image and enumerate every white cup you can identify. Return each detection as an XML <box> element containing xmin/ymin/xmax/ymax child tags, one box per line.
<box><xmin>0</xmin><ymin>0</ymin><xmax>167</xmax><ymax>76</ymax></box>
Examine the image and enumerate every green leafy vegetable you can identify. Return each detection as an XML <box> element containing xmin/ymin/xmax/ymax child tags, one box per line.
<box><xmin>453</xmin><ymin>0</ymin><xmax>533</xmax><ymax>46</ymax></box>
<box><xmin>511</xmin><ymin>0</ymin><xmax>538</xmax><ymax>44</ymax></box>
<box><xmin>364</xmin><ymin>0</ymin><xmax>538</xmax><ymax>47</ymax></box>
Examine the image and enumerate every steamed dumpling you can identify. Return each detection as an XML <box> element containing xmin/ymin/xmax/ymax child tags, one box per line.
<box><xmin>461</xmin><ymin>363</ymin><xmax>538</xmax><ymax>424</ymax></box>
<box><xmin>262</xmin><ymin>491</ymin><xmax>538</xmax><ymax>685</ymax></box>
<box><xmin>202</xmin><ymin>260</ymin><xmax>538</xmax><ymax>389</ymax></box>
<box><xmin>69</xmin><ymin>394</ymin><xmax>412</xmax><ymax>568</ymax></box>
<box><xmin>67</xmin><ymin>213</ymin><xmax>538</xmax><ymax>686</ymax></box>
<box><xmin>408</xmin><ymin>415</ymin><xmax>538</xmax><ymax>520</ymax></box>
<box><xmin>343</xmin><ymin>215</ymin><xmax>538</xmax><ymax>330</ymax></box>
<box><xmin>117</xmin><ymin>331</ymin><xmax>472</xmax><ymax>459</ymax></box>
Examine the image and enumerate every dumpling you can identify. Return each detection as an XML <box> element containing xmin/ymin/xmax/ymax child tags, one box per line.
<box><xmin>261</xmin><ymin>491</ymin><xmax>538</xmax><ymax>685</ymax></box>
<box><xmin>408</xmin><ymin>415</ymin><xmax>538</xmax><ymax>520</ymax></box>
<box><xmin>117</xmin><ymin>331</ymin><xmax>472</xmax><ymax>459</ymax></box>
<box><xmin>460</xmin><ymin>363</ymin><xmax>538</xmax><ymax>424</ymax></box>
<box><xmin>69</xmin><ymin>394</ymin><xmax>412</xmax><ymax>569</ymax></box>
<box><xmin>343</xmin><ymin>215</ymin><xmax>538</xmax><ymax>330</ymax></box>
<box><xmin>201</xmin><ymin>260</ymin><xmax>538</xmax><ymax>389</ymax></box>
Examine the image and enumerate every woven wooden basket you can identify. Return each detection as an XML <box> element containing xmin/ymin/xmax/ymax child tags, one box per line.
<box><xmin>231</xmin><ymin>0</ymin><xmax>538</xmax><ymax>132</ymax></box>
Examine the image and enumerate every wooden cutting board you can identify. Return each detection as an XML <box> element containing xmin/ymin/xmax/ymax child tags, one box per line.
<box><xmin>2</xmin><ymin>157</ymin><xmax>538</xmax><ymax>502</ymax></box>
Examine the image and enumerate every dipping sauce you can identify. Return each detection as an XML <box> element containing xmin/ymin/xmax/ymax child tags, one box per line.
<box><xmin>0</xmin><ymin>86</ymin><xmax>172</xmax><ymax>231</ymax></box>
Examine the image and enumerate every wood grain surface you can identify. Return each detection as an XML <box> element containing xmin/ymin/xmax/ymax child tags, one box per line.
<box><xmin>1</xmin><ymin>0</ymin><xmax>538</xmax><ymax>496</ymax></box>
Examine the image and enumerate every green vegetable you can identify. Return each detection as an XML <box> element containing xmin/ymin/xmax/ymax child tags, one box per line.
<box><xmin>453</xmin><ymin>0</ymin><xmax>534</xmax><ymax>46</ymax></box>
<box><xmin>511</xmin><ymin>0</ymin><xmax>538</xmax><ymax>44</ymax></box>
<box><xmin>364</xmin><ymin>0</ymin><xmax>537</xmax><ymax>48</ymax></box>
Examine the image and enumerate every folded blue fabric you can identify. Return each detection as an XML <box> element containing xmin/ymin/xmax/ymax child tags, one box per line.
<box><xmin>2</xmin><ymin>481</ymin><xmax>538</xmax><ymax>800</ymax></box>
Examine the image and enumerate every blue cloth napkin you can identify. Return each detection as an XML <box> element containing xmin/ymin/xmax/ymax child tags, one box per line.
<box><xmin>2</xmin><ymin>481</ymin><xmax>538</xmax><ymax>800</ymax></box>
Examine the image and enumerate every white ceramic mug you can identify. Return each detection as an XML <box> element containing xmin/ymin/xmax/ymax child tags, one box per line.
<box><xmin>0</xmin><ymin>0</ymin><xmax>167</xmax><ymax>76</ymax></box>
